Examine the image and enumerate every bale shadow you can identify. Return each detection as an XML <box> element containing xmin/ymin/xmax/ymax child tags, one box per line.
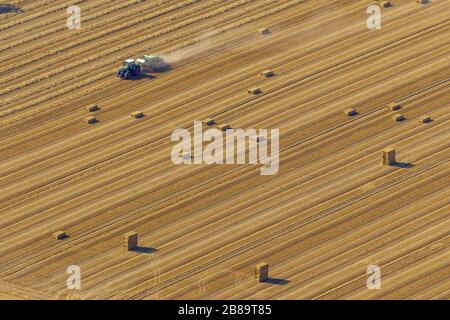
<box><xmin>394</xmin><ymin>116</ymin><xmax>407</xmax><ymax>122</ymax></box>
<box><xmin>264</xmin><ymin>278</ymin><xmax>289</xmax><ymax>285</ymax></box>
<box><xmin>0</xmin><ymin>4</ymin><xmax>23</xmax><ymax>14</ymax></box>
<box><xmin>391</xmin><ymin>162</ymin><xmax>414</xmax><ymax>169</ymax></box>
<box><xmin>131</xmin><ymin>246</ymin><xmax>158</xmax><ymax>254</ymax></box>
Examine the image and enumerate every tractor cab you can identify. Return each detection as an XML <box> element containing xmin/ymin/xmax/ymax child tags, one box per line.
<box><xmin>123</xmin><ymin>59</ymin><xmax>136</xmax><ymax>67</ymax></box>
<box><xmin>117</xmin><ymin>59</ymin><xmax>141</xmax><ymax>80</ymax></box>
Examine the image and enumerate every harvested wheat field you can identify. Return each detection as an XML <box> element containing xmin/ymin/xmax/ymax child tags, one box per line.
<box><xmin>0</xmin><ymin>0</ymin><xmax>449</xmax><ymax>300</ymax></box>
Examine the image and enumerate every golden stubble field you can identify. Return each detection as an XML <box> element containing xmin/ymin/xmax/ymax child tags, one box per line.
<box><xmin>0</xmin><ymin>0</ymin><xmax>449</xmax><ymax>299</ymax></box>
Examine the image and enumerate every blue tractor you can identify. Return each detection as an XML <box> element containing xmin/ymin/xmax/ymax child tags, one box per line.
<box><xmin>117</xmin><ymin>59</ymin><xmax>141</xmax><ymax>80</ymax></box>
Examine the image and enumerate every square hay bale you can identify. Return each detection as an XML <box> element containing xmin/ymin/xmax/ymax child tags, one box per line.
<box><xmin>382</xmin><ymin>147</ymin><xmax>396</xmax><ymax>166</ymax></box>
<box><xmin>202</xmin><ymin>118</ymin><xmax>216</xmax><ymax>126</ymax></box>
<box><xmin>380</xmin><ymin>1</ymin><xmax>392</xmax><ymax>8</ymax></box>
<box><xmin>259</xmin><ymin>28</ymin><xmax>271</xmax><ymax>35</ymax></box>
<box><xmin>261</xmin><ymin>70</ymin><xmax>274</xmax><ymax>77</ymax></box>
<box><xmin>52</xmin><ymin>231</ymin><xmax>67</xmax><ymax>240</ymax></box>
<box><xmin>418</xmin><ymin>115</ymin><xmax>432</xmax><ymax>123</ymax></box>
<box><xmin>85</xmin><ymin>105</ymin><xmax>99</xmax><ymax>112</ymax></box>
<box><xmin>84</xmin><ymin>116</ymin><xmax>97</xmax><ymax>124</ymax></box>
<box><xmin>131</xmin><ymin>111</ymin><xmax>144</xmax><ymax>119</ymax></box>
<box><xmin>386</xmin><ymin>102</ymin><xmax>401</xmax><ymax>111</ymax></box>
<box><xmin>248</xmin><ymin>87</ymin><xmax>261</xmax><ymax>95</ymax></box>
<box><xmin>344</xmin><ymin>108</ymin><xmax>357</xmax><ymax>116</ymax></box>
<box><xmin>123</xmin><ymin>231</ymin><xmax>138</xmax><ymax>251</ymax></box>
<box><xmin>392</xmin><ymin>114</ymin><xmax>405</xmax><ymax>122</ymax></box>
<box><xmin>217</xmin><ymin>124</ymin><xmax>232</xmax><ymax>132</ymax></box>
<box><xmin>255</xmin><ymin>263</ymin><xmax>269</xmax><ymax>282</ymax></box>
